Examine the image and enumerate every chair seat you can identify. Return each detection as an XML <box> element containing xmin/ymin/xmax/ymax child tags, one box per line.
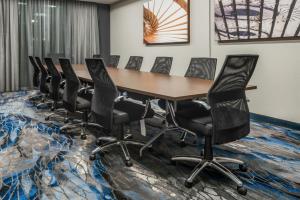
<box><xmin>76</xmin><ymin>97</ymin><xmax>91</xmax><ymax>110</ymax></box>
<box><xmin>175</xmin><ymin>106</ymin><xmax>212</xmax><ymax>136</ymax></box>
<box><xmin>115</xmin><ymin>100</ymin><xmax>154</xmax><ymax>122</ymax></box>
<box><xmin>113</xmin><ymin>109</ymin><xmax>129</xmax><ymax>124</ymax></box>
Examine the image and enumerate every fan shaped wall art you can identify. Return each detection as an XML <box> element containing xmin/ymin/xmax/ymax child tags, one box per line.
<box><xmin>143</xmin><ymin>0</ymin><xmax>190</xmax><ymax>45</ymax></box>
<box><xmin>215</xmin><ymin>0</ymin><xmax>300</xmax><ymax>42</ymax></box>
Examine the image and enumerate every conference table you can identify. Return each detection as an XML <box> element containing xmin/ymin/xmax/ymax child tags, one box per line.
<box><xmin>55</xmin><ymin>64</ymin><xmax>257</xmax><ymax>156</ymax></box>
<box><xmin>56</xmin><ymin>64</ymin><xmax>257</xmax><ymax>102</ymax></box>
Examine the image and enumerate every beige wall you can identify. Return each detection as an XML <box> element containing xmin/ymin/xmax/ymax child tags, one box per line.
<box><xmin>111</xmin><ymin>0</ymin><xmax>300</xmax><ymax>123</ymax></box>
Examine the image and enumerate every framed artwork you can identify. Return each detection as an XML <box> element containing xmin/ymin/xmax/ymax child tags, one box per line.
<box><xmin>215</xmin><ymin>0</ymin><xmax>300</xmax><ymax>42</ymax></box>
<box><xmin>143</xmin><ymin>0</ymin><xmax>190</xmax><ymax>45</ymax></box>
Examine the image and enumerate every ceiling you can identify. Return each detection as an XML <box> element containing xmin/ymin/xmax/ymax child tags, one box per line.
<box><xmin>79</xmin><ymin>0</ymin><xmax>122</xmax><ymax>4</ymax></box>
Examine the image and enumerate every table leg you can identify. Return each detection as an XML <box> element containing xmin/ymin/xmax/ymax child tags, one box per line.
<box><xmin>139</xmin><ymin>100</ymin><xmax>185</xmax><ymax>158</ymax></box>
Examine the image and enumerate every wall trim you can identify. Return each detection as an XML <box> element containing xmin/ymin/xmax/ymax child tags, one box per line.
<box><xmin>250</xmin><ymin>113</ymin><xmax>300</xmax><ymax>130</ymax></box>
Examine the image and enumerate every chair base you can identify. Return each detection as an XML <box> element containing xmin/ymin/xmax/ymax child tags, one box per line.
<box><xmin>90</xmin><ymin>139</ymin><xmax>146</xmax><ymax>167</ymax></box>
<box><xmin>27</xmin><ymin>93</ymin><xmax>44</xmax><ymax>102</ymax></box>
<box><xmin>37</xmin><ymin>101</ymin><xmax>53</xmax><ymax>109</ymax></box>
<box><xmin>45</xmin><ymin>108</ymin><xmax>67</xmax><ymax>121</ymax></box>
<box><xmin>60</xmin><ymin>121</ymin><xmax>102</xmax><ymax>140</ymax></box>
<box><xmin>171</xmin><ymin>155</ymin><xmax>248</xmax><ymax>195</ymax></box>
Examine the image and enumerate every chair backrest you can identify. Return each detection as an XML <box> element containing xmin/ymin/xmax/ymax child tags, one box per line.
<box><xmin>125</xmin><ymin>56</ymin><xmax>143</xmax><ymax>71</ymax></box>
<box><xmin>93</xmin><ymin>54</ymin><xmax>102</xmax><ymax>59</ymax></box>
<box><xmin>151</xmin><ymin>57</ymin><xmax>173</xmax><ymax>74</ymax></box>
<box><xmin>109</xmin><ymin>55</ymin><xmax>120</xmax><ymax>68</ymax></box>
<box><xmin>35</xmin><ymin>57</ymin><xmax>49</xmax><ymax>94</ymax></box>
<box><xmin>59</xmin><ymin>58</ymin><xmax>81</xmax><ymax>112</ymax></box>
<box><xmin>29</xmin><ymin>56</ymin><xmax>40</xmax><ymax>88</ymax></box>
<box><xmin>185</xmin><ymin>58</ymin><xmax>217</xmax><ymax>80</ymax></box>
<box><xmin>47</xmin><ymin>53</ymin><xmax>65</xmax><ymax>64</ymax></box>
<box><xmin>208</xmin><ymin>55</ymin><xmax>258</xmax><ymax>145</ymax></box>
<box><xmin>44</xmin><ymin>58</ymin><xmax>62</xmax><ymax>100</ymax></box>
<box><xmin>86</xmin><ymin>58</ymin><xmax>118</xmax><ymax>130</ymax></box>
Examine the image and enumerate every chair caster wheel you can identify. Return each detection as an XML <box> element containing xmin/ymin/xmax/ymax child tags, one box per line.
<box><xmin>89</xmin><ymin>154</ymin><xmax>96</xmax><ymax>161</ymax></box>
<box><xmin>184</xmin><ymin>180</ymin><xmax>194</xmax><ymax>188</ymax></box>
<box><xmin>81</xmin><ymin>134</ymin><xmax>87</xmax><ymax>140</ymax></box>
<box><xmin>125</xmin><ymin>160</ymin><xmax>133</xmax><ymax>167</ymax></box>
<box><xmin>45</xmin><ymin>117</ymin><xmax>50</xmax><ymax>121</ymax></box>
<box><xmin>64</xmin><ymin>118</ymin><xmax>69</xmax><ymax>124</ymax></box>
<box><xmin>239</xmin><ymin>164</ymin><xmax>248</xmax><ymax>172</ymax></box>
<box><xmin>237</xmin><ymin>186</ymin><xmax>247</xmax><ymax>195</ymax></box>
<box><xmin>179</xmin><ymin>141</ymin><xmax>187</xmax><ymax>147</ymax></box>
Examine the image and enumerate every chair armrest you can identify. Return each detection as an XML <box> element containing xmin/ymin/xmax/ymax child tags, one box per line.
<box><xmin>78</xmin><ymin>86</ymin><xmax>93</xmax><ymax>94</ymax></box>
<box><xmin>192</xmin><ymin>100</ymin><xmax>211</xmax><ymax>110</ymax></box>
<box><xmin>60</xmin><ymin>80</ymin><xmax>66</xmax><ymax>87</ymax></box>
<box><xmin>114</xmin><ymin>95</ymin><xmax>126</xmax><ymax>103</ymax></box>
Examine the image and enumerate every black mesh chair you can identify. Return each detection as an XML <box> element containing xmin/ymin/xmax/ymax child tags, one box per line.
<box><xmin>27</xmin><ymin>56</ymin><xmax>42</xmax><ymax>101</ymax></box>
<box><xmin>59</xmin><ymin>58</ymin><xmax>101</xmax><ymax>139</ymax></box>
<box><xmin>109</xmin><ymin>55</ymin><xmax>120</xmax><ymax>68</ymax></box>
<box><xmin>43</xmin><ymin>58</ymin><xmax>67</xmax><ymax>121</ymax></box>
<box><xmin>34</xmin><ymin>56</ymin><xmax>54</xmax><ymax>108</ymax></box>
<box><xmin>185</xmin><ymin>58</ymin><xmax>217</xmax><ymax>79</ymax></box>
<box><xmin>150</xmin><ymin>56</ymin><xmax>173</xmax><ymax>116</ymax></box>
<box><xmin>35</xmin><ymin>57</ymin><xmax>50</xmax><ymax>95</ymax></box>
<box><xmin>150</xmin><ymin>57</ymin><xmax>173</xmax><ymax>74</ymax></box>
<box><xmin>175</xmin><ymin>58</ymin><xmax>218</xmax><ymax>146</ymax></box>
<box><xmin>44</xmin><ymin>58</ymin><xmax>64</xmax><ymax>109</ymax></box>
<box><xmin>29</xmin><ymin>56</ymin><xmax>40</xmax><ymax>88</ymax></box>
<box><xmin>125</xmin><ymin>56</ymin><xmax>143</xmax><ymax>71</ymax></box>
<box><xmin>86</xmin><ymin>58</ymin><xmax>154</xmax><ymax>167</ymax></box>
<box><xmin>171</xmin><ymin>55</ymin><xmax>259</xmax><ymax>195</ymax></box>
<box><xmin>93</xmin><ymin>54</ymin><xmax>102</xmax><ymax>59</ymax></box>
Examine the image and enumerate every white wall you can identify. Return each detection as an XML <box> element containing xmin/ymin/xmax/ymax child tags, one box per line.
<box><xmin>111</xmin><ymin>0</ymin><xmax>300</xmax><ymax>123</ymax></box>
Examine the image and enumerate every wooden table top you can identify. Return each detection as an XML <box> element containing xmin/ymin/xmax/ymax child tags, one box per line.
<box><xmin>55</xmin><ymin>64</ymin><xmax>257</xmax><ymax>101</ymax></box>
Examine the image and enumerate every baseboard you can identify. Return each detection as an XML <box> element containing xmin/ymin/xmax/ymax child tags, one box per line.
<box><xmin>250</xmin><ymin>113</ymin><xmax>300</xmax><ymax>131</ymax></box>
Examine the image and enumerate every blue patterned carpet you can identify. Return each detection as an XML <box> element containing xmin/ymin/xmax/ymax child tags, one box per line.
<box><xmin>0</xmin><ymin>91</ymin><xmax>299</xmax><ymax>200</ymax></box>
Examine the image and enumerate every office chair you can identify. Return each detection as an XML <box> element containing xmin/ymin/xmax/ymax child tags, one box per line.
<box><xmin>35</xmin><ymin>56</ymin><xmax>52</xmax><ymax>108</ymax></box>
<box><xmin>125</xmin><ymin>56</ymin><xmax>143</xmax><ymax>71</ymax></box>
<box><xmin>44</xmin><ymin>58</ymin><xmax>64</xmax><ymax>109</ymax></box>
<box><xmin>109</xmin><ymin>55</ymin><xmax>120</xmax><ymax>68</ymax></box>
<box><xmin>44</xmin><ymin>58</ymin><xmax>67</xmax><ymax>121</ymax></box>
<box><xmin>171</xmin><ymin>55</ymin><xmax>259</xmax><ymax>195</ymax></box>
<box><xmin>150</xmin><ymin>57</ymin><xmax>173</xmax><ymax>74</ymax></box>
<box><xmin>29</xmin><ymin>56</ymin><xmax>40</xmax><ymax>89</ymax></box>
<box><xmin>185</xmin><ymin>57</ymin><xmax>217</xmax><ymax>79</ymax></box>
<box><xmin>148</xmin><ymin>57</ymin><xmax>173</xmax><ymax>126</ymax></box>
<box><xmin>86</xmin><ymin>58</ymin><xmax>154</xmax><ymax>167</ymax></box>
<box><xmin>177</xmin><ymin>57</ymin><xmax>217</xmax><ymax>146</ymax></box>
<box><xmin>27</xmin><ymin>56</ymin><xmax>42</xmax><ymax>101</ymax></box>
<box><xmin>59</xmin><ymin>58</ymin><xmax>101</xmax><ymax>139</ymax></box>
<box><xmin>93</xmin><ymin>54</ymin><xmax>102</xmax><ymax>58</ymax></box>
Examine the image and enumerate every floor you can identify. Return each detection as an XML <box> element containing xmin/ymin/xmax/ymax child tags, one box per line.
<box><xmin>0</xmin><ymin>90</ymin><xmax>299</xmax><ymax>200</ymax></box>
